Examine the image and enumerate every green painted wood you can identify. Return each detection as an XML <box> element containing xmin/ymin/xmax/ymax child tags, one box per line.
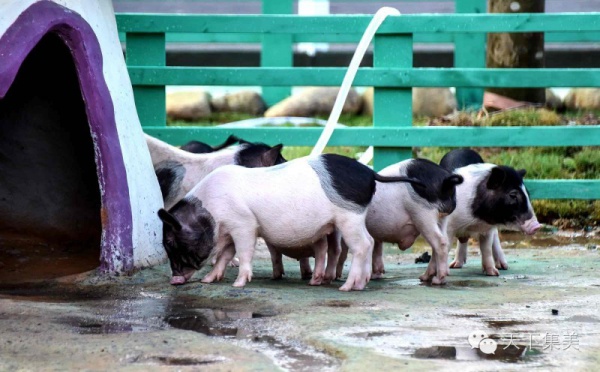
<box><xmin>524</xmin><ymin>180</ymin><xmax>600</xmax><ymax>200</ymax></box>
<box><xmin>373</xmin><ymin>34</ymin><xmax>413</xmax><ymax>171</ymax></box>
<box><xmin>118</xmin><ymin>31</ymin><xmax>600</xmax><ymax>44</ymax></box>
<box><xmin>127</xmin><ymin>67</ymin><xmax>600</xmax><ymax>88</ymax></box>
<box><xmin>115</xmin><ymin>13</ymin><xmax>600</xmax><ymax>34</ymax></box>
<box><xmin>141</xmin><ymin>126</ymin><xmax>600</xmax><ymax>148</ymax></box>
<box><xmin>126</xmin><ymin>33</ymin><xmax>166</xmax><ymax>127</ymax></box>
<box><xmin>261</xmin><ymin>0</ymin><xmax>293</xmax><ymax>107</ymax></box>
<box><xmin>454</xmin><ymin>0</ymin><xmax>486</xmax><ymax>108</ymax></box>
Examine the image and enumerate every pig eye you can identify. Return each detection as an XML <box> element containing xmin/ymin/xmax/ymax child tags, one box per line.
<box><xmin>509</xmin><ymin>191</ymin><xmax>519</xmax><ymax>201</ymax></box>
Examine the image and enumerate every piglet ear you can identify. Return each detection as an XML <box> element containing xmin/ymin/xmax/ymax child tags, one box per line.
<box><xmin>158</xmin><ymin>209</ymin><xmax>182</xmax><ymax>231</ymax></box>
<box><xmin>487</xmin><ymin>167</ymin><xmax>506</xmax><ymax>190</ymax></box>
<box><xmin>261</xmin><ymin>144</ymin><xmax>284</xmax><ymax>166</ymax></box>
<box><xmin>441</xmin><ymin>174</ymin><xmax>463</xmax><ymax>193</ymax></box>
<box><xmin>517</xmin><ymin>169</ymin><xmax>527</xmax><ymax>178</ymax></box>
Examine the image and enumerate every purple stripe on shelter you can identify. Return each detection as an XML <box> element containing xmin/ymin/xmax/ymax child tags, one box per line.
<box><xmin>0</xmin><ymin>1</ymin><xmax>134</xmax><ymax>273</ymax></box>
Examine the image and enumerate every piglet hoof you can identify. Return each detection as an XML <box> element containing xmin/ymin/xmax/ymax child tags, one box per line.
<box><xmin>309</xmin><ymin>276</ymin><xmax>323</xmax><ymax>286</ymax></box>
<box><xmin>483</xmin><ymin>266</ymin><xmax>500</xmax><ymax>276</ymax></box>
<box><xmin>271</xmin><ymin>272</ymin><xmax>284</xmax><ymax>280</ymax></box>
<box><xmin>323</xmin><ymin>273</ymin><xmax>335</xmax><ymax>284</ymax></box>
<box><xmin>232</xmin><ymin>278</ymin><xmax>248</xmax><ymax>288</ymax></box>
<box><xmin>201</xmin><ymin>271</ymin><xmax>222</xmax><ymax>283</ymax></box>
<box><xmin>431</xmin><ymin>276</ymin><xmax>447</xmax><ymax>285</ymax></box>
<box><xmin>170</xmin><ymin>276</ymin><xmax>186</xmax><ymax>285</ymax></box>
<box><xmin>495</xmin><ymin>261</ymin><xmax>509</xmax><ymax>270</ymax></box>
<box><xmin>371</xmin><ymin>272</ymin><xmax>384</xmax><ymax>280</ymax></box>
<box><xmin>228</xmin><ymin>257</ymin><xmax>240</xmax><ymax>267</ymax></box>
<box><xmin>449</xmin><ymin>260</ymin><xmax>464</xmax><ymax>269</ymax></box>
<box><xmin>300</xmin><ymin>269</ymin><xmax>313</xmax><ymax>280</ymax></box>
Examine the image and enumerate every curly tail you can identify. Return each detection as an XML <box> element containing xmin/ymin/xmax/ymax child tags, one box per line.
<box><xmin>374</xmin><ymin>174</ymin><xmax>425</xmax><ymax>188</ymax></box>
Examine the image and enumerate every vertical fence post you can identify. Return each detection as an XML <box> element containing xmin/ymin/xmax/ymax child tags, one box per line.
<box><xmin>373</xmin><ymin>33</ymin><xmax>413</xmax><ymax>171</ymax></box>
<box><xmin>126</xmin><ymin>32</ymin><xmax>166</xmax><ymax>127</ymax></box>
<box><xmin>261</xmin><ymin>0</ymin><xmax>293</xmax><ymax>108</ymax></box>
<box><xmin>455</xmin><ymin>0</ymin><xmax>486</xmax><ymax>109</ymax></box>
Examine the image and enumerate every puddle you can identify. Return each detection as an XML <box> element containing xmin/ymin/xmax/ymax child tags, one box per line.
<box><xmin>485</xmin><ymin>320</ymin><xmax>534</xmax><ymax>329</ymax></box>
<box><xmin>166</xmin><ymin>308</ymin><xmax>339</xmax><ymax>371</ymax></box>
<box><xmin>413</xmin><ymin>345</ymin><xmax>539</xmax><ymax>363</ymax></box>
<box><xmin>143</xmin><ymin>355</ymin><xmax>224</xmax><ymax>366</ymax></box>
<box><xmin>420</xmin><ymin>280</ymin><xmax>500</xmax><ymax>289</ymax></box>
<box><xmin>320</xmin><ymin>300</ymin><xmax>353</xmax><ymax>308</ymax></box>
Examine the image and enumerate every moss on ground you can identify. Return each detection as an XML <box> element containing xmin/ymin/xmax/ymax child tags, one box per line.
<box><xmin>171</xmin><ymin>108</ymin><xmax>599</xmax><ymax>228</ymax></box>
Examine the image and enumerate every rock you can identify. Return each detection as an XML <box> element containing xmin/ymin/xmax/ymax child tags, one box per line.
<box><xmin>166</xmin><ymin>91</ymin><xmax>211</xmax><ymax>121</ymax></box>
<box><xmin>361</xmin><ymin>87</ymin><xmax>456</xmax><ymax>117</ymax></box>
<box><xmin>264</xmin><ymin>87</ymin><xmax>362</xmax><ymax>118</ymax></box>
<box><xmin>211</xmin><ymin>90</ymin><xmax>266</xmax><ymax>116</ymax></box>
<box><xmin>564</xmin><ymin>88</ymin><xmax>600</xmax><ymax>110</ymax></box>
<box><xmin>413</xmin><ymin>88</ymin><xmax>457</xmax><ymax>117</ymax></box>
<box><xmin>545</xmin><ymin>89</ymin><xmax>565</xmax><ymax>111</ymax></box>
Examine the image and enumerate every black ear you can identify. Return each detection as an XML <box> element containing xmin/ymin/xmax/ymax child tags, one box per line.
<box><xmin>238</xmin><ymin>139</ymin><xmax>251</xmax><ymax>145</ymax></box>
<box><xmin>261</xmin><ymin>144</ymin><xmax>284</xmax><ymax>166</ymax></box>
<box><xmin>517</xmin><ymin>169</ymin><xmax>527</xmax><ymax>178</ymax></box>
<box><xmin>442</xmin><ymin>174</ymin><xmax>464</xmax><ymax>192</ymax></box>
<box><xmin>158</xmin><ymin>209</ymin><xmax>182</xmax><ymax>231</ymax></box>
<box><xmin>487</xmin><ymin>167</ymin><xmax>506</xmax><ymax>190</ymax></box>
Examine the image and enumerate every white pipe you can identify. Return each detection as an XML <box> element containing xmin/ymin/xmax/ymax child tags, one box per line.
<box><xmin>310</xmin><ymin>7</ymin><xmax>401</xmax><ymax>158</ymax></box>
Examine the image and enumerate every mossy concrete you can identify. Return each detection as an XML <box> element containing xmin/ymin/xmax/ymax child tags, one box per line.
<box><xmin>1</xmin><ymin>233</ymin><xmax>599</xmax><ymax>371</ymax></box>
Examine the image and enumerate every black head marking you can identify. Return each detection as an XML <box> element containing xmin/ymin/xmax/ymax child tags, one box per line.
<box><xmin>405</xmin><ymin>158</ymin><xmax>464</xmax><ymax>214</ymax></box>
<box><xmin>439</xmin><ymin>148</ymin><xmax>484</xmax><ymax>171</ymax></box>
<box><xmin>472</xmin><ymin>165</ymin><xmax>533</xmax><ymax>225</ymax></box>
<box><xmin>235</xmin><ymin>142</ymin><xmax>287</xmax><ymax>168</ymax></box>
<box><xmin>155</xmin><ymin>160</ymin><xmax>185</xmax><ymax>202</ymax></box>
<box><xmin>159</xmin><ymin>197</ymin><xmax>215</xmax><ymax>277</ymax></box>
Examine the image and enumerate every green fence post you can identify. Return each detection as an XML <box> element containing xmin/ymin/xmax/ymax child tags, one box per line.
<box><xmin>261</xmin><ymin>0</ymin><xmax>293</xmax><ymax>108</ymax></box>
<box><xmin>126</xmin><ymin>33</ymin><xmax>166</xmax><ymax>127</ymax></box>
<box><xmin>373</xmin><ymin>33</ymin><xmax>413</xmax><ymax>171</ymax></box>
<box><xmin>455</xmin><ymin>0</ymin><xmax>486</xmax><ymax>109</ymax></box>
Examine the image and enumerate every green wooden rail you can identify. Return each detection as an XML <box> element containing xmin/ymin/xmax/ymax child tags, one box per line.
<box><xmin>119</xmin><ymin>13</ymin><xmax>600</xmax><ymax>200</ymax></box>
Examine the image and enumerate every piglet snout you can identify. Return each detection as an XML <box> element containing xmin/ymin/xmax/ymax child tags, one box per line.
<box><xmin>170</xmin><ymin>276</ymin><xmax>187</xmax><ymax>285</ymax></box>
<box><xmin>521</xmin><ymin>218</ymin><xmax>542</xmax><ymax>235</ymax></box>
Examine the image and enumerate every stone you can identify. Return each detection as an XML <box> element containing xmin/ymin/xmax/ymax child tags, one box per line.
<box><xmin>166</xmin><ymin>91</ymin><xmax>211</xmax><ymax>121</ymax></box>
<box><xmin>264</xmin><ymin>87</ymin><xmax>362</xmax><ymax>118</ymax></box>
<box><xmin>564</xmin><ymin>88</ymin><xmax>600</xmax><ymax>110</ymax></box>
<box><xmin>211</xmin><ymin>90</ymin><xmax>266</xmax><ymax>116</ymax></box>
<box><xmin>362</xmin><ymin>87</ymin><xmax>457</xmax><ymax>117</ymax></box>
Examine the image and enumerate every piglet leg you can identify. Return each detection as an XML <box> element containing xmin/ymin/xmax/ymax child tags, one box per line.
<box><xmin>492</xmin><ymin>230</ymin><xmax>508</xmax><ymax>270</ymax></box>
<box><xmin>335</xmin><ymin>240</ymin><xmax>349</xmax><ymax>280</ymax></box>
<box><xmin>299</xmin><ymin>258</ymin><xmax>313</xmax><ymax>280</ymax></box>
<box><xmin>371</xmin><ymin>241</ymin><xmax>385</xmax><ymax>279</ymax></box>
<box><xmin>267</xmin><ymin>243</ymin><xmax>285</xmax><ymax>279</ymax></box>
<box><xmin>309</xmin><ymin>237</ymin><xmax>328</xmax><ymax>286</ymax></box>
<box><xmin>324</xmin><ymin>232</ymin><xmax>341</xmax><ymax>284</ymax></box>
<box><xmin>232</xmin><ymin>233</ymin><xmax>257</xmax><ymax>288</ymax></box>
<box><xmin>449</xmin><ymin>238</ymin><xmax>469</xmax><ymax>268</ymax></box>
<box><xmin>202</xmin><ymin>244</ymin><xmax>235</xmax><ymax>283</ymax></box>
<box><xmin>479</xmin><ymin>232</ymin><xmax>499</xmax><ymax>276</ymax></box>
<box><xmin>338</xmin><ymin>219</ymin><xmax>374</xmax><ymax>291</ymax></box>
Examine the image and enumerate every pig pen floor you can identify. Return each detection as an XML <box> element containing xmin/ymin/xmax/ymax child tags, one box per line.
<box><xmin>1</xmin><ymin>232</ymin><xmax>600</xmax><ymax>371</ymax></box>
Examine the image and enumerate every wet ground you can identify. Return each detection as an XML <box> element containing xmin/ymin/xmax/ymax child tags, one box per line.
<box><xmin>1</xmin><ymin>232</ymin><xmax>600</xmax><ymax>371</ymax></box>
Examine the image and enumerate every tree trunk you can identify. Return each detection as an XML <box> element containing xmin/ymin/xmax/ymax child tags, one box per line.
<box><xmin>486</xmin><ymin>0</ymin><xmax>545</xmax><ymax>104</ymax></box>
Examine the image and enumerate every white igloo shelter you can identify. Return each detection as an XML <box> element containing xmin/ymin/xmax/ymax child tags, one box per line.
<box><xmin>0</xmin><ymin>0</ymin><xmax>164</xmax><ymax>277</ymax></box>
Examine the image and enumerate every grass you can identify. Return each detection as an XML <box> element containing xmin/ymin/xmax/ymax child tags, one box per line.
<box><xmin>173</xmin><ymin>108</ymin><xmax>599</xmax><ymax>229</ymax></box>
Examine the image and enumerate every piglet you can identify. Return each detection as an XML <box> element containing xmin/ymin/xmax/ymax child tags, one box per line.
<box><xmin>145</xmin><ymin>134</ymin><xmax>285</xmax><ymax>209</ymax></box>
<box><xmin>423</xmin><ymin>155</ymin><xmax>541</xmax><ymax>280</ymax></box>
<box><xmin>336</xmin><ymin>158</ymin><xmax>464</xmax><ymax>285</ymax></box>
<box><xmin>158</xmin><ymin>154</ymin><xmax>423</xmax><ymax>291</ymax></box>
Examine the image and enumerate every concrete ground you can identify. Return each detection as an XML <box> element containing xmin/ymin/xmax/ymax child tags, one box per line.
<box><xmin>1</xmin><ymin>232</ymin><xmax>599</xmax><ymax>371</ymax></box>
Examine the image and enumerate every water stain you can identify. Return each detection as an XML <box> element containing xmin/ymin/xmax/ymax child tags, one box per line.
<box><xmin>567</xmin><ymin>315</ymin><xmax>600</xmax><ymax>323</ymax></box>
<box><xmin>320</xmin><ymin>300</ymin><xmax>353</xmax><ymax>308</ymax></box>
<box><xmin>350</xmin><ymin>331</ymin><xmax>396</xmax><ymax>339</ymax></box>
<box><xmin>485</xmin><ymin>319</ymin><xmax>534</xmax><ymax>329</ymax></box>
<box><xmin>422</xmin><ymin>280</ymin><xmax>499</xmax><ymax>289</ymax></box>
<box><xmin>413</xmin><ymin>345</ymin><xmax>538</xmax><ymax>363</ymax></box>
<box><xmin>146</xmin><ymin>355</ymin><xmax>222</xmax><ymax>366</ymax></box>
<box><xmin>166</xmin><ymin>308</ymin><xmax>339</xmax><ymax>371</ymax></box>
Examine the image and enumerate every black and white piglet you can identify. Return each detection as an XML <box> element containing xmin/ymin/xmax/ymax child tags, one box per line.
<box><xmin>145</xmin><ymin>134</ymin><xmax>286</xmax><ymax>209</ymax></box>
<box><xmin>158</xmin><ymin>154</ymin><xmax>423</xmax><ymax>291</ymax></box>
<box><xmin>335</xmin><ymin>158</ymin><xmax>464</xmax><ymax>285</ymax></box>
<box><xmin>180</xmin><ymin>135</ymin><xmax>240</xmax><ymax>153</ymax></box>
<box><xmin>421</xmin><ymin>149</ymin><xmax>541</xmax><ymax>281</ymax></box>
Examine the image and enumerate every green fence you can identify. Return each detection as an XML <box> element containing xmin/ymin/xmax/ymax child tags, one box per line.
<box><xmin>117</xmin><ymin>12</ymin><xmax>600</xmax><ymax>200</ymax></box>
